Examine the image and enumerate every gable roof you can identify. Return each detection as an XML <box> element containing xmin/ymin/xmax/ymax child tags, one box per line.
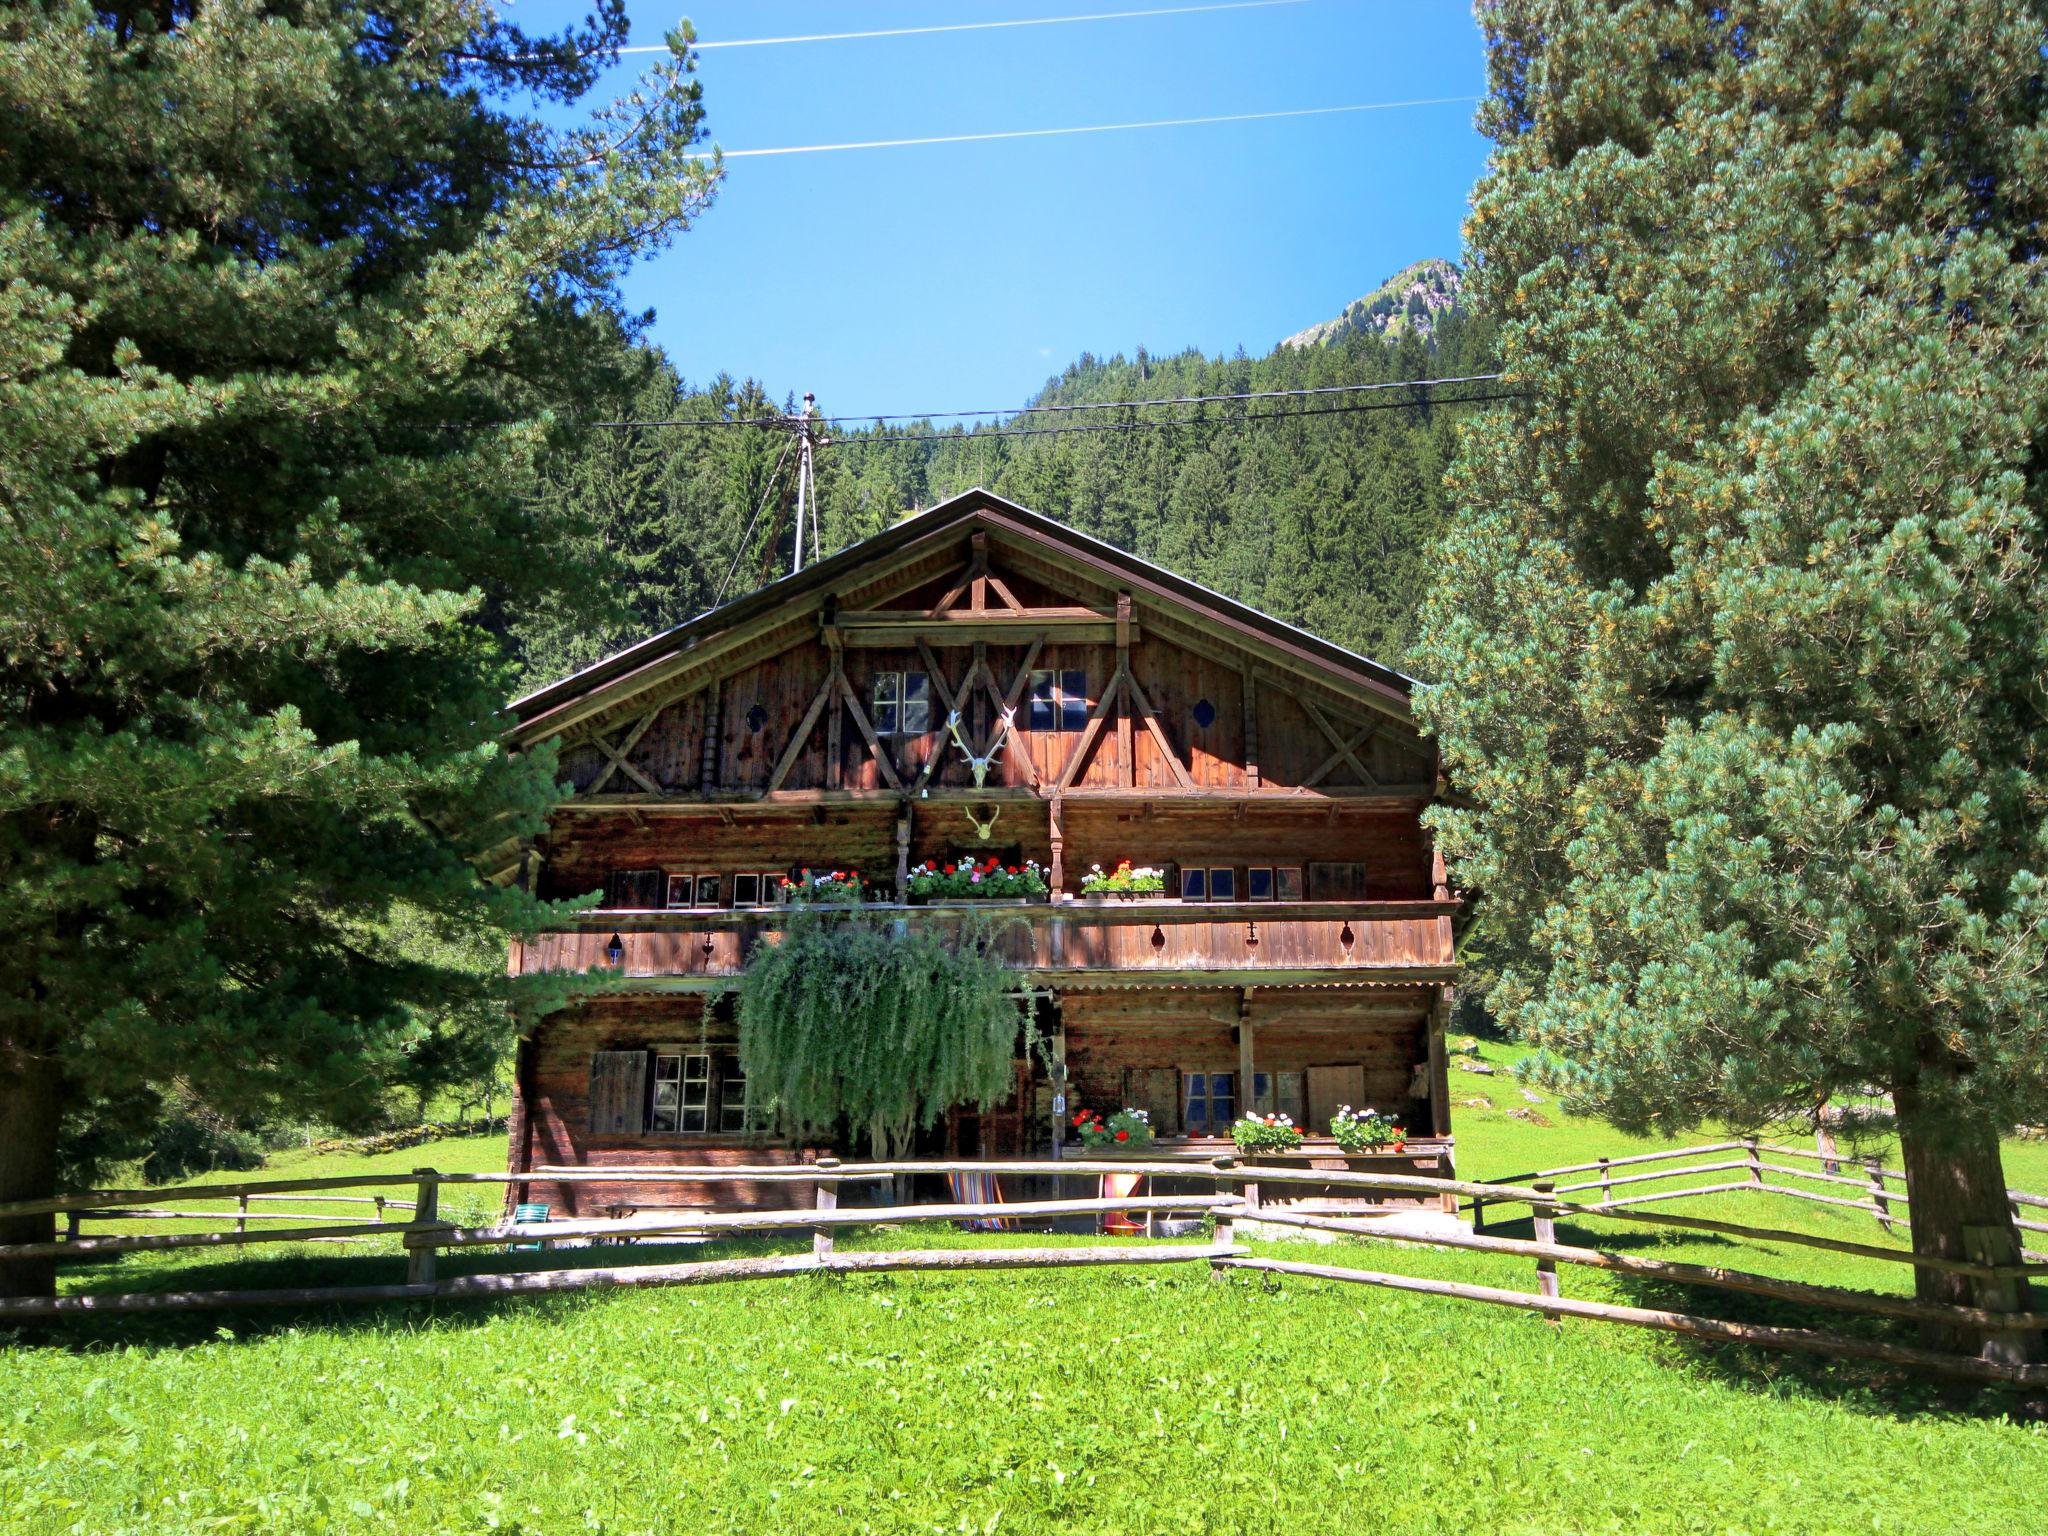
<box><xmin>507</xmin><ymin>487</ymin><xmax>1416</xmax><ymax>743</ymax></box>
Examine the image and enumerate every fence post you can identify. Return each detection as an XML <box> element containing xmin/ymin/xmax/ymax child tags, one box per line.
<box><xmin>236</xmin><ymin>1193</ymin><xmax>249</xmax><ymax>1235</ymax></box>
<box><xmin>1210</xmin><ymin>1156</ymin><xmax>1238</xmax><ymax>1274</ymax></box>
<box><xmin>1597</xmin><ymin>1156</ymin><xmax>1612</xmax><ymax>1205</ymax></box>
<box><xmin>812</xmin><ymin>1157</ymin><xmax>839</xmax><ymax>1262</ymax></box>
<box><xmin>1865</xmin><ymin>1158</ymin><xmax>1895</xmax><ymax>1234</ymax></box>
<box><xmin>63</xmin><ymin>1209</ymin><xmax>80</xmax><ymax>1244</ymax></box>
<box><xmin>1471</xmin><ymin>1193</ymin><xmax>1486</xmax><ymax>1233</ymax></box>
<box><xmin>1745</xmin><ymin>1139</ymin><xmax>1763</xmax><ymax>1188</ymax></box>
<box><xmin>1532</xmin><ymin>1179</ymin><xmax>1560</xmax><ymax>1304</ymax></box>
<box><xmin>406</xmin><ymin>1168</ymin><xmax>439</xmax><ymax>1290</ymax></box>
<box><xmin>373</xmin><ymin>1193</ymin><xmax>387</xmax><ymax>1226</ymax></box>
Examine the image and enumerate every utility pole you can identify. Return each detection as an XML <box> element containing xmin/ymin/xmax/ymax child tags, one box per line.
<box><xmin>790</xmin><ymin>392</ymin><xmax>828</xmax><ymax>575</ymax></box>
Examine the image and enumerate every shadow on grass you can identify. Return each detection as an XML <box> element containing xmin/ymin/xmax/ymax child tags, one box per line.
<box><xmin>2</xmin><ymin>1226</ymin><xmax>1206</xmax><ymax>1354</ymax></box>
<box><xmin>1590</xmin><ymin>1266</ymin><xmax>2048</xmax><ymax>1423</ymax></box>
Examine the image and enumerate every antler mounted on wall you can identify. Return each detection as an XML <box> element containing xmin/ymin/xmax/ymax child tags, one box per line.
<box><xmin>945</xmin><ymin>705</ymin><xmax>1013</xmax><ymax>789</ymax></box>
<box><xmin>964</xmin><ymin>803</ymin><xmax>1002</xmax><ymax>841</ymax></box>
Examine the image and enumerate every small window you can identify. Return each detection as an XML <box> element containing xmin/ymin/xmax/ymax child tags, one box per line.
<box><xmin>1028</xmin><ymin>670</ymin><xmax>1091</xmax><ymax>732</ymax></box>
<box><xmin>695</xmin><ymin>874</ymin><xmax>722</xmax><ymax>908</ymax></box>
<box><xmin>1183</xmin><ymin>1072</ymin><xmax>1236</xmax><ymax>1136</ymax></box>
<box><xmin>732</xmin><ymin>872</ymin><xmax>761</xmax><ymax>906</ymax></box>
<box><xmin>608</xmin><ymin>869</ymin><xmax>664</xmax><ymax>909</ymax></box>
<box><xmin>1191</xmin><ymin>698</ymin><xmax>1217</xmax><ymax>730</ymax></box>
<box><xmin>745</xmin><ymin>702</ymin><xmax>768</xmax><ymax>733</ymax></box>
<box><xmin>1180</xmin><ymin>867</ymin><xmax>1207</xmax><ymax>901</ymax></box>
<box><xmin>1275</xmin><ymin>866</ymin><xmax>1304</xmax><ymax>902</ymax></box>
<box><xmin>665</xmin><ymin>873</ymin><xmax>691</xmax><ymax>908</ymax></box>
<box><xmin>1253</xmin><ymin>1070</ymin><xmax>1306</xmax><ymax>1123</ymax></box>
<box><xmin>1246</xmin><ymin>867</ymin><xmax>1274</xmax><ymax>901</ymax></box>
<box><xmin>719</xmin><ymin>1062</ymin><xmax>751</xmax><ymax>1133</ymax></box>
<box><xmin>1208</xmin><ymin>867</ymin><xmax>1236</xmax><ymax>901</ymax></box>
<box><xmin>870</xmin><ymin>672</ymin><xmax>931</xmax><ymax>737</ymax></box>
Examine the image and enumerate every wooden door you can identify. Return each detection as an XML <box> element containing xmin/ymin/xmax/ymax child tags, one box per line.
<box><xmin>589</xmin><ymin>1050</ymin><xmax>649</xmax><ymax>1136</ymax></box>
<box><xmin>1306</xmin><ymin>1064</ymin><xmax>1366</xmax><ymax>1127</ymax></box>
<box><xmin>1124</xmin><ymin>1067</ymin><xmax>1182</xmax><ymax>1137</ymax></box>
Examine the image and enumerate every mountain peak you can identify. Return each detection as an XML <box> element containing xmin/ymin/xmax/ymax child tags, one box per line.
<box><xmin>1282</xmin><ymin>259</ymin><xmax>1464</xmax><ymax>349</ymax></box>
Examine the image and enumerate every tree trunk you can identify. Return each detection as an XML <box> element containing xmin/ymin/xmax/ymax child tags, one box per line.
<box><xmin>1894</xmin><ymin>1088</ymin><xmax>2038</xmax><ymax>1364</ymax></box>
<box><xmin>0</xmin><ymin>1029</ymin><xmax>63</xmax><ymax>1300</ymax></box>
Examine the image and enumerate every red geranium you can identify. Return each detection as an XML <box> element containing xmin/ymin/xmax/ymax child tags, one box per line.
<box><xmin>1115</xmin><ymin>1129</ymin><xmax>1130</xmax><ymax>1142</ymax></box>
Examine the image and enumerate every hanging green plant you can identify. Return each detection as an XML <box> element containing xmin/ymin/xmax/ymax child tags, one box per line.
<box><xmin>735</xmin><ymin>913</ymin><xmax>1036</xmax><ymax>1157</ymax></box>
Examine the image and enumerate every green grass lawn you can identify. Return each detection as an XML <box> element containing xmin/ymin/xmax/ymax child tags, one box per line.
<box><xmin>5</xmin><ymin>1061</ymin><xmax>2047</xmax><ymax>1535</ymax></box>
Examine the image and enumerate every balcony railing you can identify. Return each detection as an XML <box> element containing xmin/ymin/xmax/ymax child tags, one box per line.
<box><xmin>514</xmin><ymin>898</ymin><xmax>1458</xmax><ymax>983</ymax></box>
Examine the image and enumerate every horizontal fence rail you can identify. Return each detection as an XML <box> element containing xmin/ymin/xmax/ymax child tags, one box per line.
<box><xmin>1468</xmin><ymin>1138</ymin><xmax>2048</xmax><ymax>1258</ymax></box>
<box><xmin>1</xmin><ymin>1155</ymin><xmax>2042</xmax><ymax>1388</ymax></box>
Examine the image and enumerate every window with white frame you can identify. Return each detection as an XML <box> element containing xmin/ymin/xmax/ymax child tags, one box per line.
<box><xmin>870</xmin><ymin>671</ymin><xmax>931</xmax><ymax>736</ymax></box>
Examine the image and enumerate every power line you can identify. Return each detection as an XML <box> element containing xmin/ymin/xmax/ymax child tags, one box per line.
<box><xmin>711</xmin><ymin>435</ymin><xmax>797</xmax><ymax>610</ymax></box>
<box><xmin>579</xmin><ymin>373</ymin><xmax>1508</xmax><ymax>431</ymax></box>
<box><xmin>836</xmin><ymin>389</ymin><xmax>1524</xmax><ymax>446</ymax></box>
<box><xmin>624</xmin><ymin>1</ymin><xmax>1315</xmax><ymax>55</ymax></box>
<box><xmin>721</xmin><ymin>95</ymin><xmax>1479</xmax><ymax>159</ymax></box>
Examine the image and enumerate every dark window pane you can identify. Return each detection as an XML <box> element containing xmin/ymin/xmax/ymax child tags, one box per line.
<box><xmin>1060</xmin><ymin>671</ymin><xmax>1088</xmax><ymax>731</ymax></box>
<box><xmin>733</xmin><ymin>873</ymin><xmax>760</xmax><ymax>905</ymax></box>
<box><xmin>1275</xmin><ymin>867</ymin><xmax>1304</xmax><ymax>901</ymax></box>
<box><xmin>1209</xmin><ymin>867</ymin><xmax>1236</xmax><ymax>901</ymax></box>
<box><xmin>1247</xmin><ymin>867</ymin><xmax>1273</xmax><ymax>900</ymax></box>
<box><xmin>1180</xmin><ymin>867</ymin><xmax>1207</xmax><ymax>901</ymax></box>
<box><xmin>1028</xmin><ymin>670</ymin><xmax>1056</xmax><ymax>730</ymax></box>
<box><xmin>1191</xmin><ymin>698</ymin><xmax>1217</xmax><ymax>729</ymax></box>
<box><xmin>696</xmin><ymin>875</ymin><xmax>721</xmax><ymax>907</ymax></box>
<box><xmin>873</xmin><ymin>701</ymin><xmax>898</xmax><ymax>734</ymax></box>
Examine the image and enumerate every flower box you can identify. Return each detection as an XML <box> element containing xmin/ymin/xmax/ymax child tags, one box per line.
<box><xmin>905</xmin><ymin>857</ymin><xmax>1050</xmax><ymax>903</ymax></box>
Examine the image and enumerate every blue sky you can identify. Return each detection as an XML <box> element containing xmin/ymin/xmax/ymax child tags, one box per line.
<box><xmin>526</xmin><ymin>1</ymin><xmax>1492</xmax><ymax>419</ymax></box>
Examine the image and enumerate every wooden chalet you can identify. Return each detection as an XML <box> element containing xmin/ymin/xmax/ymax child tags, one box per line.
<box><xmin>496</xmin><ymin>489</ymin><xmax>1463</xmax><ymax>1218</ymax></box>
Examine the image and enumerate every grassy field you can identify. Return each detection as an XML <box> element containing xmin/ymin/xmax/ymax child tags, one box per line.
<box><xmin>4</xmin><ymin>1040</ymin><xmax>2046</xmax><ymax>1535</ymax></box>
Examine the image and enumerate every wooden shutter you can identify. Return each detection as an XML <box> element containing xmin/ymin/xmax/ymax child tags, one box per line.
<box><xmin>589</xmin><ymin>1050</ymin><xmax>649</xmax><ymax>1136</ymax></box>
<box><xmin>1124</xmin><ymin>1067</ymin><xmax>1181</xmax><ymax>1136</ymax></box>
<box><xmin>1306</xmin><ymin>861</ymin><xmax>1369</xmax><ymax>900</ymax></box>
<box><xmin>1306</xmin><ymin>1064</ymin><xmax>1366</xmax><ymax>1126</ymax></box>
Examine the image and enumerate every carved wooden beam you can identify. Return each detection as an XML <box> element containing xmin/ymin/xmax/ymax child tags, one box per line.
<box><xmin>835</xmin><ymin>668</ymin><xmax>905</xmax><ymax>792</ymax></box>
<box><xmin>1116</xmin><ymin>593</ymin><xmax>1134</xmax><ymax>789</ymax></box>
<box><xmin>763</xmin><ymin>666</ymin><xmax>837</xmax><ymax>795</ymax></box>
<box><xmin>1052</xmin><ymin>660</ymin><xmax>1127</xmax><ymax>793</ymax></box>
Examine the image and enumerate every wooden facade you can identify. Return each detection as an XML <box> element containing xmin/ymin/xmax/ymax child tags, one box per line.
<box><xmin>499</xmin><ymin>490</ymin><xmax>1463</xmax><ymax>1216</ymax></box>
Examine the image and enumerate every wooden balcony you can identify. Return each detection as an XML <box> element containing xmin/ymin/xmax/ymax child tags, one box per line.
<box><xmin>513</xmin><ymin>899</ymin><xmax>1458</xmax><ymax>988</ymax></box>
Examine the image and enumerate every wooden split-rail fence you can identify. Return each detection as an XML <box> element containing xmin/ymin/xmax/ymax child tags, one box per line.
<box><xmin>1469</xmin><ymin>1138</ymin><xmax>2048</xmax><ymax>1263</ymax></box>
<box><xmin>1</xmin><ymin>1154</ymin><xmax>2044</xmax><ymax>1390</ymax></box>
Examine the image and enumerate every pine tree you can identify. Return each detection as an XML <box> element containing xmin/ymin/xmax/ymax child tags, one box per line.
<box><xmin>1415</xmin><ymin>0</ymin><xmax>2046</xmax><ymax>1354</ymax></box>
<box><xmin>0</xmin><ymin>1</ymin><xmax>717</xmax><ymax>1295</ymax></box>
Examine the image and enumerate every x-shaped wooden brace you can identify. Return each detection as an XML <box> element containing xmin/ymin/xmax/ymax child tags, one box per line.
<box><xmin>1302</xmin><ymin>699</ymin><xmax>1381</xmax><ymax>790</ymax></box>
<box><xmin>586</xmin><ymin>707</ymin><xmax>665</xmax><ymax>795</ymax></box>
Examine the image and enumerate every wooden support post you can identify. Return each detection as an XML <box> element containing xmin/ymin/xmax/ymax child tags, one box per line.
<box><xmin>1048</xmin><ymin>794</ymin><xmax>1065</xmax><ymax>898</ymax></box>
<box><xmin>236</xmin><ymin>1193</ymin><xmax>249</xmax><ymax>1235</ymax></box>
<box><xmin>1745</xmin><ymin>1139</ymin><xmax>1764</xmax><ymax>1188</ymax></box>
<box><xmin>374</xmin><ymin>1194</ymin><xmax>388</xmax><ymax>1225</ymax></box>
<box><xmin>813</xmin><ymin>1159</ymin><xmax>839</xmax><ymax>1261</ymax></box>
<box><xmin>63</xmin><ymin>1210</ymin><xmax>80</xmax><ymax>1244</ymax></box>
<box><xmin>1240</xmin><ymin>667</ymin><xmax>1259</xmax><ymax>790</ymax></box>
<box><xmin>1210</xmin><ymin>1156</ymin><xmax>1237</xmax><ymax>1273</ymax></box>
<box><xmin>1115</xmin><ymin>593</ymin><xmax>1133</xmax><ymax>787</ymax></box>
<box><xmin>1597</xmin><ymin>1157</ymin><xmax>1612</xmax><ymax>1205</ymax></box>
<box><xmin>1428</xmin><ymin>987</ymin><xmax>1451</xmax><ymax>1139</ymax></box>
<box><xmin>698</xmin><ymin>677</ymin><xmax>722</xmax><ymax>795</ymax></box>
<box><xmin>1532</xmin><ymin>1179</ymin><xmax>1560</xmax><ymax>1302</ymax></box>
<box><xmin>1471</xmin><ymin>1195</ymin><xmax>1486</xmax><ymax>1234</ymax></box>
<box><xmin>1866</xmin><ymin>1158</ymin><xmax>1896</xmax><ymax>1234</ymax></box>
<box><xmin>895</xmin><ymin>811</ymin><xmax>912</xmax><ymax>894</ymax></box>
<box><xmin>406</xmin><ymin>1170</ymin><xmax>440</xmax><ymax>1288</ymax></box>
<box><xmin>1237</xmin><ymin>991</ymin><xmax>1256</xmax><ymax>1114</ymax></box>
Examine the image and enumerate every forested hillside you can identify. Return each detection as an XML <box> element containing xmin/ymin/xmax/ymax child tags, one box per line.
<box><xmin>514</xmin><ymin>287</ymin><xmax>1496</xmax><ymax>688</ymax></box>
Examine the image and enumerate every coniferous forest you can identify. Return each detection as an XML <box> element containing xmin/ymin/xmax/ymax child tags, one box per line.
<box><xmin>513</xmin><ymin>289</ymin><xmax>1496</xmax><ymax>688</ymax></box>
